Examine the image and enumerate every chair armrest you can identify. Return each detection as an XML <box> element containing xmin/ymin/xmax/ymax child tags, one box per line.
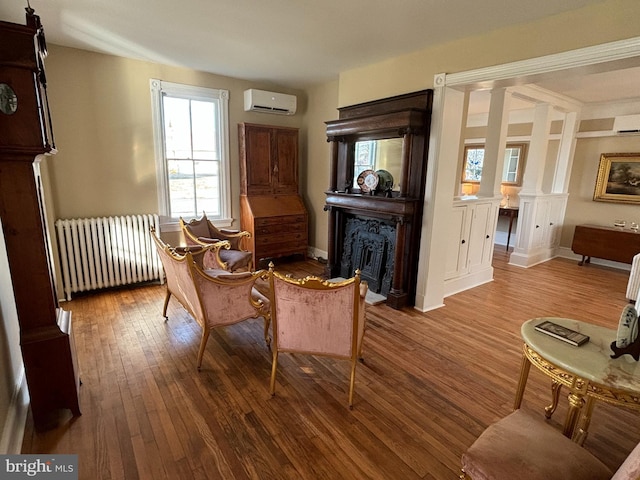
<box><xmin>197</xmin><ymin>236</ymin><xmax>222</xmax><ymax>244</ymax></box>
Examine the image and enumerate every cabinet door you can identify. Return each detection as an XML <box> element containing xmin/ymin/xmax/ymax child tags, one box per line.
<box><xmin>242</xmin><ymin>125</ymin><xmax>274</xmax><ymax>195</ymax></box>
<box><xmin>273</xmin><ymin>128</ymin><xmax>299</xmax><ymax>194</ymax></box>
<box><xmin>545</xmin><ymin>197</ymin><xmax>564</xmax><ymax>248</ymax></box>
<box><xmin>468</xmin><ymin>202</ymin><xmax>493</xmax><ymax>272</ymax></box>
<box><xmin>532</xmin><ymin>199</ymin><xmax>549</xmax><ymax>248</ymax></box>
<box><xmin>445</xmin><ymin>205</ymin><xmax>469</xmax><ymax>280</ymax></box>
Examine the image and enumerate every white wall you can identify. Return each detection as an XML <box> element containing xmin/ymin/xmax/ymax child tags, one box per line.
<box><xmin>0</xmin><ymin>219</ymin><xmax>28</xmax><ymax>453</ymax></box>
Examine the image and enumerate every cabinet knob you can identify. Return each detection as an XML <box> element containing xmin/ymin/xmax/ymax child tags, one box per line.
<box><xmin>486</xmin><ymin>234</ymin><xmax>490</xmax><ymax>239</ymax></box>
<box><xmin>461</xmin><ymin>239</ymin><xmax>466</xmax><ymax>244</ymax></box>
<box><xmin>536</xmin><ymin>225</ymin><xmax>540</xmax><ymax>228</ymax></box>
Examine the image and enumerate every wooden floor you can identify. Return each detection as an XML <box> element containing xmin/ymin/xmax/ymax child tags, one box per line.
<box><xmin>22</xmin><ymin>248</ymin><xmax>640</xmax><ymax>479</ymax></box>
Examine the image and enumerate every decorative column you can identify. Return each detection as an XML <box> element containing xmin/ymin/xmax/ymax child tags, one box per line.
<box><xmin>478</xmin><ymin>88</ymin><xmax>512</xmax><ymax>198</ymax></box>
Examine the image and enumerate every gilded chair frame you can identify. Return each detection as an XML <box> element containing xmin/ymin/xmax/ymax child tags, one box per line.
<box><xmin>267</xmin><ymin>263</ymin><xmax>367</xmax><ymax>407</ymax></box>
<box><xmin>180</xmin><ymin>213</ymin><xmax>253</xmax><ymax>272</ymax></box>
<box><xmin>151</xmin><ymin>230</ymin><xmax>270</xmax><ymax>370</ymax></box>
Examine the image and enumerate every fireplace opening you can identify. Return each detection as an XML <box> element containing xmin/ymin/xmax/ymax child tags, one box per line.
<box><xmin>340</xmin><ymin>216</ymin><xmax>395</xmax><ymax>296</ymax></box>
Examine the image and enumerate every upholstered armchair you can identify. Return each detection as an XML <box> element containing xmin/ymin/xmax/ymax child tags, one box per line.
<box><xmin>267</xmin><ymin>263</ymin><xmax>368</xmax><ymax>408</ymax></box>
<box><xmin>180</xmin><ymin>213</ymin><xmax>253</xmax><ymax>272</ymax></box>
<box><xmin>461</xmin><ymin>409</ymin><xmax>640</xmax><ymax>479</ymax></box>
<box><xmin>151</xmin><ymin>229</ymin><xmax>270</xmax><ymax>370</ymax></box>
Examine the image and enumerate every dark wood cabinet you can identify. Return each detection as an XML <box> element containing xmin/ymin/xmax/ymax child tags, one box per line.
<box><xmin>324</xmin><ymin>90</ymin><xmax>432</xmax><ymax>309</ymax></box>
<box><xmin>572</xmin><ymin>224</ymin><xmax>640</xmax><ymax>265</ymax></box>
<box><xmin>238</xmin><ymin>123</ymin><xmax>308</xmax><ymax>267</ymax></box>
<box><xmin>0</xmin><ymin>9</ymin><xmax>80</xmax><ymax>429</ymax></box>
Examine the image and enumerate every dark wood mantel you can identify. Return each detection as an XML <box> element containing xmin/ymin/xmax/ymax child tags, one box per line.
<box><xmin>324</xmin><ymin>90</ymin><xmax>432</xmax><ymax>309</ymax></box>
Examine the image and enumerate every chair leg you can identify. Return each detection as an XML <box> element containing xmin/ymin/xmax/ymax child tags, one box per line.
<box><xmin>263</xmin><ymin>316</ymin><xmax>271</xmax><ymax>348</ymax></box>
<box><xmin>162</xmin><ymin>290</ymin><xmax>172</xmax><ymax>321</ymax></box>
<box><xmin>196</xmin><ymin>328</ymin><xmax>211</xmax><ymax>371</ymax></box>
<box><xmin>269</xmin><ymin>351</ymin><xmax>279</xmax><ymax>396</ymax></box>
<box><xmin>348</xmin><ymin>359</ymin><xmax>357</xmax><ymax>409</ymax></box>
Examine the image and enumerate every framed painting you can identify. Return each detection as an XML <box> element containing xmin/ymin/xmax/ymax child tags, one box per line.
<box><xmin>593</xmin><ymin>153</ymin><xmax>640</xmax><ymax>204</ymax></box>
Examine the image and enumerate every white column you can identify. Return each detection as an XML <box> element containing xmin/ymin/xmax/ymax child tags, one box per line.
<box><xmin>478</xmin><ymin>88</ymin><xmax>511</xmax><ymax>198</ymax></box>
<box><xmin>415</xmin><ymin>79</ymin><xmax>466</xmax><ymax>312</ymax></box>
<box><xmin>520</xmin><ymin>103</ymin><xmax>553</xmax><ymax>195</ymax></box>
<box><xmin>552</xmin><ymin>110</ymin><xmax>580</xmax><ymax>193</ymax></box>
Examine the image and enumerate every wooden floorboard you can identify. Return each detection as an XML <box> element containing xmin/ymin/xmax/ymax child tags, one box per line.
<box><xmin>21</xmin><ymin>248</ymin><xmax>640</xmax><ymax>479</ymax></box>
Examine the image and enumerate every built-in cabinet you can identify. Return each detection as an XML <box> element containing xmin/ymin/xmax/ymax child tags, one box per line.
<box><xmin>509</xmin><ymin>193</ymin><xmax>567</xmax><ymax>267</ymax></box>
<box><xmin>238</xmin><ymin>123</ymin><xmax>308</xmax><ymax>267</ymax></box>
<box><xmin>445</xmin><ymin>200</ymin><xmax>497</xmax><ymax>286</ymax></box>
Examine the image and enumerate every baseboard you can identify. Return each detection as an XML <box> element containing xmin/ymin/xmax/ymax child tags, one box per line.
<box><xmin>443</xmin><ymin>267</ymin><xmax>494</xmax><ymax>298</ymax></box>
<box><xmin>508</xmin><ymin>247</ymin><xmax>556</xmax><ymax>268</ymax></box>
<box><xmin>307</xmin><ymin>246</ymin><xmax>328</xmax><ymax>263</ymax></box>
<box><xmin>555</xmin><ymin>246</ymin><xmax>631</xmax><ymax>271</ymax></box>
<box><xmin>0</xmin><ymin>371</ymin><xmax>29</xmax><ymax>454</ymax></box>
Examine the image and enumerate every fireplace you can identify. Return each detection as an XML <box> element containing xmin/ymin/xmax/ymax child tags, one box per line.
<box><xmin>324</xmin><ymin>90</ymin><xmax>432</xmax><ymax>309</ymax></box>
<box><xmin>341</xmin><ymin>216</ymin><xmax>395</xmax><ymax>296</ymax></box>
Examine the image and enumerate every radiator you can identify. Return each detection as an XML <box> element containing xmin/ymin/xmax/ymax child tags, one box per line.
<box><xmin>55</xmin><ymin>214</ymin><xmax>165</xmax><ymax>300</ymax></box>
<box><xmin>627</xmin><ymin>253</ymin><xmax>640</xmax><ymax>303</ymax></box>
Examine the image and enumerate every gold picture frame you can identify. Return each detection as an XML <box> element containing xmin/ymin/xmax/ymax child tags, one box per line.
<box><xmin>593</xmin><ymin>153</ymin><xmax>640</xmax><ymax>204</ymax></box>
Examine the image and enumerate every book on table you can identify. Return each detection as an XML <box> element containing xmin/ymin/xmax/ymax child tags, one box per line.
<box><xmin>535</xmin><ymin>320</ymin><xmax>590</xmax><ymax>346</ymax></box>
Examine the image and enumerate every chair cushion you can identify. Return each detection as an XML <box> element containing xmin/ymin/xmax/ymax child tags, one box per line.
<box><xmin>612</xmin><ymin>441</ymin><xmax>640</xmax><ymax>480</ymax></box>
<box><xmin>219</xmin><ymin>249</ymin><xmax>252</xmax><ymax>271</ymax></box>
<box><xmin>462</xmin><ymin>409</ymin><xmax>612</xmax><ymax>480</ymax></box>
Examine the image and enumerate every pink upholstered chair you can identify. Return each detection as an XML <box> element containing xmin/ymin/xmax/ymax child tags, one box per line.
<box><xmin>151</xmin><ymin>230</ymin><xmax>270</xmax><ymax>370</ymax></box>
<box><xmin>267</xmin><ymin>263</ymin><xmax>368</xmax><ymax>408</ymax></box>
<box><xmin>461</xmin><ymin>409</ymin><xmax>640</xmax><ymax>480</ymax></box>
<box><xmin>180</xmin><ymin>213</ymin><xmax>253</xmax><ymax>272</ymax></box>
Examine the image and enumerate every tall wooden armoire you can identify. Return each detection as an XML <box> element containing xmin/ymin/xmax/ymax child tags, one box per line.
<box><xmin>238</xmin><ymin>123</ymin><xmax>308</xmax><ymax>268</ymax></box>
<box><xmin>0</xmin><ymin>8</ymin><xmax>80</xmax><ymax>429</ymax></box>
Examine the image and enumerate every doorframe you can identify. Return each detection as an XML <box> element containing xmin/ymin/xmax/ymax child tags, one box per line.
<box><xmin>414</xmin><ymin>36</ymin><xmax>640</xmax><ymax>312</ymax></box>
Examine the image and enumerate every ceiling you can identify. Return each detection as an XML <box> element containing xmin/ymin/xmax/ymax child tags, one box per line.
<box><xmin>1</xmin><ymin>0</ymin><xmax>638</xmax><ymax>107</ymax></box>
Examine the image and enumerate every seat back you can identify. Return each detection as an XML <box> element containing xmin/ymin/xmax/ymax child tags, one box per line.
<box><xmin>151</xmin><ymin>230</ymin><xmax>204</xmax><ymax>326</ymax></box>
<box><xmin>180</xmin><ymin>214</ymin><xmax>213</xmax><ymax>246</ymax></box>
<box><xmin>269</xmin><ymin>268</ymin><xmax>364</xmax><ymax>358</ymax></box>
<box><xmin>612</xmin><ymin>441</ymin><xmax>640</xmax><ymax>480</ymax></box>
<box><xmin>189</xmin><ymin>265</ymin><xmax>268</xmax><ymax>329</ymax></box>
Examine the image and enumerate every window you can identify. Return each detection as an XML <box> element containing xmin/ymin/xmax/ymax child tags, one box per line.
<box><xmin>462</xmin><ymin>142</ymin><xmax>527</xmax><ymax>186</ymax></box>
<box><xmin>150</xmin><ymin>79</ymin><xmax>231</xmax><ymax>225</ymax></box>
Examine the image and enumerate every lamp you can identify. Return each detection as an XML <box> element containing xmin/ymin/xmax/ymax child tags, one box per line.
<box><xmin>462</xmin><ymin>183</ymin><xmax>473</xmax><ymax>196</ymax></box>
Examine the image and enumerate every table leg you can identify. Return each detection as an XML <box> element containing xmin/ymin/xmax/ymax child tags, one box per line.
<box><xmin>563</xmin><ymin>391</ymin><xmax>585</xmax><ymax>438</ymax></box>
<box><xmin>573</xmin><ymin>396</ymin><xmax>596</xmax><ymax>445</ymax></box>
<box><xmin>513</xmin><ymin>352</ymin><xmax>531</xmax><ymax>410</ymax></box>
<box><xmin>506</xmin><ymin>213</ymin><xmax>514</xmax><ymax>251</ymax></box>
<box><xmin>544</xmin><ymin>380</ymin><xmax>562</xmax><ymax>419</ymax></box>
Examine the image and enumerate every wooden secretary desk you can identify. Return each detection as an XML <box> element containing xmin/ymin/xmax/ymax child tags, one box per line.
<box><xmin>0</xmin><ymin>8</ymin><xmax>80</xmax><ymax>429</ymax></box>
<box><xmin>238</xmin><ymin>123</ymin><xmax>308</xmax><ymax>267</ymax></box>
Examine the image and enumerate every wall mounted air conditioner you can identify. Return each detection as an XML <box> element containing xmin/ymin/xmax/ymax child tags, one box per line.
<box><xmin>614</xmin><ymin>114</ymin><xmax>640</xmax><ymax>135</ymax></box>
<box><xmin>244</xmin><ymin>89</ymin><xmax>297</xmax><ymax>115</ymax></box>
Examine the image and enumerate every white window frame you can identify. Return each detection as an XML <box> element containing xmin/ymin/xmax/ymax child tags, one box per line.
<box><xmin>150</xmin><ymin>79</ymin><xmax>232</xmax><ymax>230</ymax></box>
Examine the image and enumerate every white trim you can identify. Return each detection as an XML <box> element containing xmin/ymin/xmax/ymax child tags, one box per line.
<box><xmin>443</xmin><ymin>37</ymin><xmax>640</xmax><ymax>88</ymax></box>
<box><xmin>415</xmin><ymin>37</ymin><xmax>640</xmax><ymax>311</ymax></box>
<box><xmin>149</xmin><ymin>79</ymin><xmax>231</xmax><ymax>223</ymax></box>
<box><xmin>0</xmin><ymin>371</ymin><xmax>29</xmax><ymax>454</ymax></box>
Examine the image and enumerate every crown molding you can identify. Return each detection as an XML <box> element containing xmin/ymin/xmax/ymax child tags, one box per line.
<box><xmin>440</xmin><ymin>37</ymin><xmax>640</xmax><ymax>89</ymax></box>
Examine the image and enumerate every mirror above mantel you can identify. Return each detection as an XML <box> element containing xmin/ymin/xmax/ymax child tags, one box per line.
<box><xmin>352</xmin><ymin>138</ymin><xmax>403</xmax><ymax>192</ymax></box>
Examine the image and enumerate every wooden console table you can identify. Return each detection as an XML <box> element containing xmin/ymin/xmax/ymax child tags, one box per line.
<box><xmin>571</xmin><ymin>224</ymin><xmax>640</xmax><ymax>266</ymax></box>
<box><xmin>499</xmin><ymin>206</ymin><xmax>519</xmax><ymax>251</ymax></box>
